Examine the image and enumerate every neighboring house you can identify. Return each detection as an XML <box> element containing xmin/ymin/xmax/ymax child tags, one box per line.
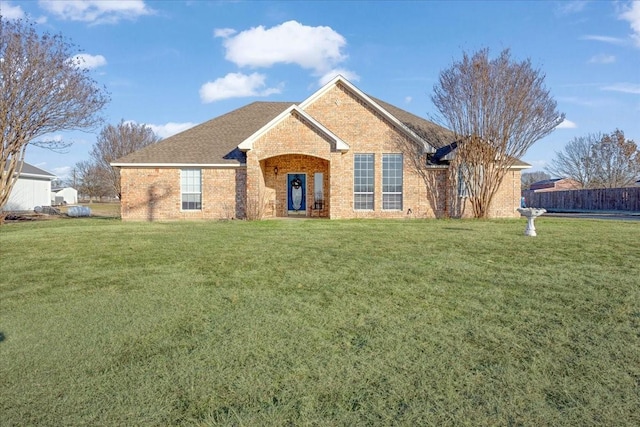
<box><xmin>112</xmin><ymin>76</ymin><xmax>528</xmax><ymax>221</ymax></box>
<box><xmin>529</xmin><ymin>178</ymin><xmax>581</xmax><ymax>192</ymax></box>
<box><xmin>2</xmin><ymin>162</ymin><xmax>56</xmax><ymax>212</ymax></box>
<box><xmin>51</xmin><ymin>187</ymin><xmax>78</xmax><ymax>205</ymax></box>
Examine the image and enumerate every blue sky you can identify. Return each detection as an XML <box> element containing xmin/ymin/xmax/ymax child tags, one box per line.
<box><xmin>2</xmin><ymin>0</ymin><xmax>639</xmax><ymax>178</ymax></box>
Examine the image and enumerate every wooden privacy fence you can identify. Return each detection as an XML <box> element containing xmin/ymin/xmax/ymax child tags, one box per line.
<box><xmin>523</xmin><ymin>187</ymin><xmax>640</xmax><ymax>212</ymax></box>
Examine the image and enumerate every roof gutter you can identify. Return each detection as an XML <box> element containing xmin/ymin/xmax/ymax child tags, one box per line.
<box><xmin>17</xmin><ymin>172</ymin><xmax>57</xmax><ymax>180</ymax></box>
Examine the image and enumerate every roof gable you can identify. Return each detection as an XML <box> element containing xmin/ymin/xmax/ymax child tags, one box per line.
<box><xmin>238</xmin><ymin>105</ymin><xmax>349</xmax><ymax>152</ymax></box>
<box><xmin>299</xmin><ymin>76</ymin><xmax>437</xmax><ymax>154</ymax></box>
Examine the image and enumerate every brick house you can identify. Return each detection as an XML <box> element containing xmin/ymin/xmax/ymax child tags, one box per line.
<box><xmin>112</xmin><ymin>76</ymin><xmax>528</xmax><ymax>221</ymax></box>
<box><xmin>529</xmin><ymin>177</ymin><xmax>581</xmax><ymax>192</ymax></box>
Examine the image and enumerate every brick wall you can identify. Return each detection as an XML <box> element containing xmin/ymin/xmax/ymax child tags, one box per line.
<box><xmin>487</xmin><ymin>170</ymin><xmax>522</xmax><ymax>218</ymax></box>
<box><xmin>119</xmin><ymin>82</ymin><xmax>522</xmax><ymax>221</ymax></box>
<box><xmin>120</xmin><ymin>167</ymin><xmax>245</xmax><ymax>221</ymax></box>
<box><xmin>246</xmin><ymin>84</ymin><xmax>452</xmax><ymax>219</ymax></box>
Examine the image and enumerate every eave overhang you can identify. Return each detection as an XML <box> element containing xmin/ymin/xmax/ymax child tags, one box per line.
<box><xmin>17</xmin><ymin>172</ymin><xmax>56</xmax><ymax>180</ymax></box>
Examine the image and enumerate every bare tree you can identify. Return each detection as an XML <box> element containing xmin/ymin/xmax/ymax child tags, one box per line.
<box><xmin>546</xmin><ymin>130</ymin><xmax>640</xmax><ymax>188</ymax></box>
<box><xmin>545</xmin><ymin>134</ymin><xmax>597</xmax><ymax>188</ymax></box>
<box><xmin>592</xmin><ymin>130</ymin><xmax>639</xmax><ymax>188</ymax></box>
<box><xmin>0</xmin><ymin>18</ymin><xmax>109</xmax><ymax>218</ymax></box>
<box><xmin>432</xmin><ymin>48</ymin><xmax>564</xmax><ymax>218</ymax></box>
<box><xmin>90</xmin><ymin>120</ymin><xmax>161</xmax><ymax>199</ymax></box>
<box><xmin>521</xmin><ymin>171</ymin><xmax>551</xmax><ymax>190</ymax></box>
<box><xmin>74</xmin><ymin>160</ymin><xmax>110</xmax><ymax>202</ymax></box>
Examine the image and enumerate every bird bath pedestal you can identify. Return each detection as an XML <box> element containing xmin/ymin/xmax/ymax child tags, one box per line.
<box><xmin>517</xmin><ymin>208</ymin><xmax>546</xmax><ymax>236</ymax></box>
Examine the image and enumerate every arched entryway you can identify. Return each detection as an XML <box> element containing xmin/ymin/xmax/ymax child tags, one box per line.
<box><xmin>261</xmin><ymin>154</ymin><xmax>329</xmax><ymax>218</ymax></box>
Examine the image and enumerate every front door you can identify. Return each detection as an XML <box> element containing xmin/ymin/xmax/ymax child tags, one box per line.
<box><xmin>287</xmin><ymin>173</ymin><xmax>306</xmax><ymax>215</ymax></box>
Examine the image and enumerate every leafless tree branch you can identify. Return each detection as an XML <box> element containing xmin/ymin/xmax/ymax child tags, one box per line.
<box><xmin>0</xmin><ymin>18</ymin><xmax>109</xmax><ymax>215</ymax></box>
<box><xmin>547</xmin><ymin>130</ymin><xmax>640</xmax><ymax>188</ymax></box>
<box><xmin>91</xmin><ymin>120</ymin><xmax>161</xmax><ymax>199</ymax></box>
<box><xmin>432</xmin><ymin>48</ymin><xmax>564</xmax><ymax>218</ymax></box>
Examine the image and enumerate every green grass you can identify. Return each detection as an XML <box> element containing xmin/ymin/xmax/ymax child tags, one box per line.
<box><xmin>1</xmin><ymin>218</ymin><xmax>638</xmax><ymax>426</ymax></box>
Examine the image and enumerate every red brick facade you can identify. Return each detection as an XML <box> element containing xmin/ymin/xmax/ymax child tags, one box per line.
<box><xmin>120</xmin><ymin>167</ymin><xmax>246</xmax><ymax>221</ymax></box>
<box><xmin>118</xmin><ymin>79</ymin><xmax>524</xmax><ymax>221</ymax></box>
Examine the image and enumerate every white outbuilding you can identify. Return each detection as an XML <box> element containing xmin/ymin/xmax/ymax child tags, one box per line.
<box><xmin>51</xmin><ymin>187</ymin><xmax>78</xmax><ymax>205</ymax></box>
<box><xmin>2</xmin><ymin>162</ymin><xmax>56</xmax><ymax>212</ymax></box>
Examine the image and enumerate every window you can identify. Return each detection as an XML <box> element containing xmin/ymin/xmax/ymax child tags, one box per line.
<box><xmin>457</xmin><ymin>164</ymin><xmax>484</xmax><ymax>198</ymax></box>
<box><xmin>354</xmin><ymin>154</ymin><xmax>374</xmax><ymax>210</ymax></box>
<box><xmin>383</xmin><ymin>154</ymin><xmax>403</xmax><ymax>210</ymax></box>
<box><xmin>314</xmin><ymin>172</ymin><xmax>324</xmax><ymax>209</ymax></box>
<box><xmin>457</xmin><ymin>167</ymin><xmax>469</xmax><ymax>198</ymax></box>
<box><xmin>181</xmin><ymin>169</ymin><xmax>201</xmax><ymax>210</ymax></box>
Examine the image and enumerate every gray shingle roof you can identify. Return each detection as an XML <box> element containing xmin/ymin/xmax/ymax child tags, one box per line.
<box><xmin>4</xmin><ymin>161</ymin><xmax>56</xmax><ymax>178</ymax></box>
<box><xmin>373</xmin><ymin>98</ymin><xmax>530</xmax><ymax>168</ymax></box>
<box><xmin>114</xmin><ymin>101</ymin><xmax>294</xmax><ymax>165</ymax></box>
<box><xmin>370</xmin><ymin>97</ymin><xmax>454</xmax><ymax>150</ymax></box>
<box><xmin>113</xmin><ymin>95</ymin><xmax>529</xmax><ymax>168</ymax></box>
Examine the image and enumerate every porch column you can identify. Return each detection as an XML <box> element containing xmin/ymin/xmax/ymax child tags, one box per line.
<box><xmin>245</xmin><ymin>151</ymin><xmax>265</xmax><ymax>219</ymax></box>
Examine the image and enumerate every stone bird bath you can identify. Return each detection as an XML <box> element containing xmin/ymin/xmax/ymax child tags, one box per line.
<box><xmin>517</xmin><ymin>207</ymin><xmax>547</xmax><ymax>236</ymax></box>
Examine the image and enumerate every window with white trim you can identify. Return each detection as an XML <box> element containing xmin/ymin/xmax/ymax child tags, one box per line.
<box><xmin>457</xmin><ymin>164</ymin><xmax>484</xmax><ymax>198</ymax></box>
<box><xmin>457</xmin><ymin>167</ymin><xmax>469</xmax><ymax>198</ymax></box>
<box><xmin>181</xmin><ymin>169</ymin><xmax>202</xmax><ymax>210</ymax></box>
<box><xmin>354</xmin><ymin>154</ymin><xmax>374</xmax><ymax>210</ymax></box>
<box><xmin>382</xmin><ymin>154</ymin><xmax>403</xmax><ymax>210</ymax></box>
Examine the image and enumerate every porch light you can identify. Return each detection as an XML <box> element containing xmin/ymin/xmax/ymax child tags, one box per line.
<box><xmin>274</xmin><ymin>166</ymin><xmax>278</xmax><ymax>176</ymax></box>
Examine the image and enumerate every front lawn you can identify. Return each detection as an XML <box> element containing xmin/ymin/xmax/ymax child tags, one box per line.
<box><xmin>0</xmin><ymin>218</ymin><xmax>638</xmax><ymax>425</ymax></box>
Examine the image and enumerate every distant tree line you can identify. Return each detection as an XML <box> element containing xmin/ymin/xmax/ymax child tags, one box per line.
<box><xmin>546</xmin><ymin>130</ymin><xmax>639</xmax><ymax>189</ymax></box>
<box><xmin>523</xmin><ymin>130</ymin><xmax>640</xmax><ymax>190</ymax></box>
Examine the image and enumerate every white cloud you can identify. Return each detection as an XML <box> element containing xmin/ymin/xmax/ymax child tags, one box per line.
<box><xmin>122</xmin><ymin>120</ymin><xmax>195</xmax><ymax>139</ymax></box>
<box><xmin>619</xmin><ymin>0</ymin><xmax>640</xmax><ymax>47</ymax></box>
<box><xmin>581</xmin><ymin>35</ymin><xmax>628</xmax><ymax>45</ymax></box>
<box><xmin>556</xmin><ymin>0</ymin><xmax>588</xmax><ymax>15</ymax></box>
<box><xmin>602</xmin><ymin>83</ymin><xmax>640</xmax><ymax>94</ymax></box>
<box><xmin>209</xmin><ymin>20</ymin><xmax>358</xmax><ymax>91</ymax></box>
<box><xmin>404</xmin><ymin>96</ymin><xmax>413</xmax><ymax>104</ymax></box>
<box><xmin>0</xmin><ymin>1</ymin><xmax>25</xmax><ymax>19</ymax></box>
<box><xmin>214</xmin><ymin>28</ymin><xmax>236</xmax><ymax>38</ymax></box>
<box><xmin>34</xmin><ymin>134</ymin><xmax>64</xmax><ymax>144</ymax></box>
<box><xmin>219</xmin><ymin>20</ymin><xmax>348</xmax><ymax>74</ymax></box>
<box><xmin>317</xmin><ymin>68</ymin><xmax>360</xmax><ymax>86</ymax></box>
<box><xmin>588</xmin><ymin>53</ymin><xmax>616</xmax><ymax>64</ymax></box>
<box><xmin>71</xmin><ymin>53</ymin><xmax>107</xmax><ymax>69</ymax></box>
<box><xmin>39</xmin><ymin>0</ymin><xmax>154</xmax><ymax>24</ymax></box>
<box><xmin>52</xmin><ymin>165</ymin><xmax>72</xmax><ymax>179</ymax></box>
<box><xmin>147</xmin><ymin>122</ymin><xmax>196</xmax><ymax>139</ymax></box>
<box><xmin>199</xmin><ymin>72</ymin><xmax>282</xmax><ymax>103</ymax></box>
<box><xmin>557</xmin><ymin>119</ymin><xmax>577</xmax><ymax>129</ymax></box>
